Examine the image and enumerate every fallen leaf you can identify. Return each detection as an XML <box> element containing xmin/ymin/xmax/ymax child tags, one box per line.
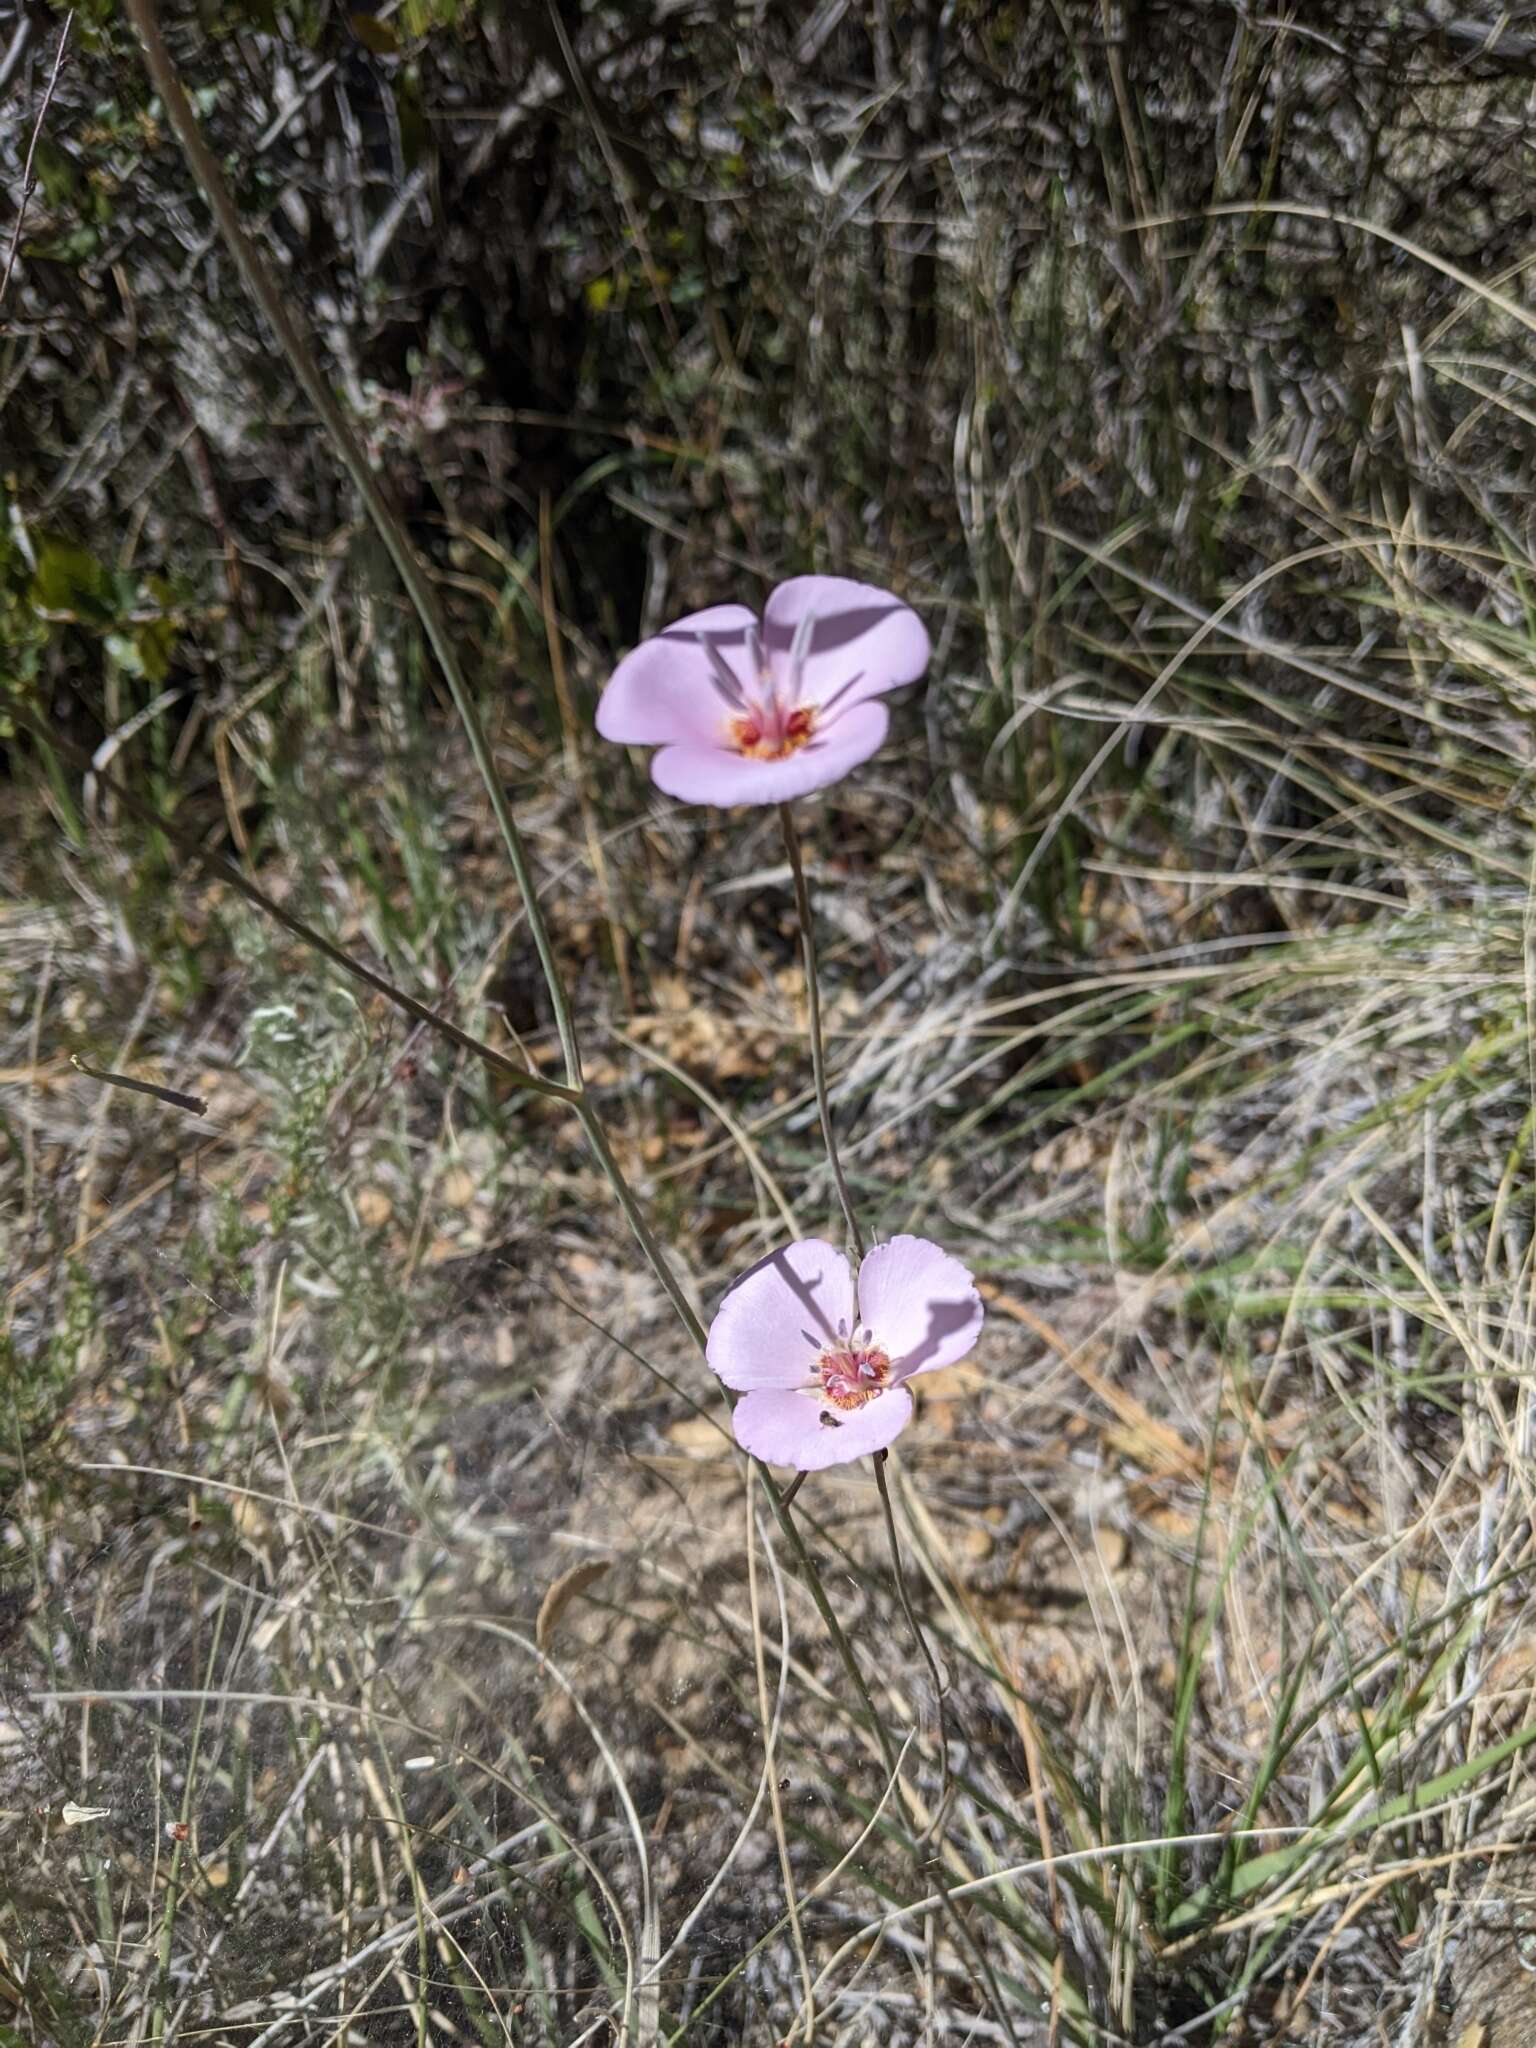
<box><xmin>536</xmin><ymin>1559</ymin><xmax>612</xmax><ymax>1651</ymax></box>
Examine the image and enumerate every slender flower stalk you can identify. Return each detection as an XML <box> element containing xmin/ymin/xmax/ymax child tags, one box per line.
<box><xmin>873</xmin><ymin>1449</ymin><xmax>952</xmax><ymax>1825</ymax></box>
<box><xmin>779</xmin><ymin>803</ymin><xmax>865</xmax><ymax>1260</ymax></box>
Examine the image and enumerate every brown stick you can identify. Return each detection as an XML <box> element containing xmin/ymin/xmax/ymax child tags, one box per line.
<box><xmin>0</xmin><ymin>10</ymin><xmax>74</xmax><ymax>315</ymax></box>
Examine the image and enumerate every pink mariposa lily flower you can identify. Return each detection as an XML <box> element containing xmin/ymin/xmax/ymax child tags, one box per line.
<box><xmin>706</xmin><ymin>1235</ymin><xmax>983</xmax><ymax>1471</ymax></box>
<box><xmin>594</xmin><ymin>575</ymin><xmax>930</xmax><ymax>805</ymax></box>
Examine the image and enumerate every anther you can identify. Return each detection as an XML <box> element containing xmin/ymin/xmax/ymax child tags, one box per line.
<box><xmin>785</xmin><ymin>608</ymin><xmax>816</xmax><ymax>704</ymax></box>
<box><xmin>702</xmin><ymin>637</ymin><xmax>748</xmax><ymax>708</ymax></box>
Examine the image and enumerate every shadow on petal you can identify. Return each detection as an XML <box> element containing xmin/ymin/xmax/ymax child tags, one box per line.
<box><xmin>663</xmin><ymin>619</ymin><xmax>753</xmax><ymax>652</ymax></box>
<box><xmin>763</xmin><ymin>603</ymin><xmax>909</xmax><ymax>660</ymax></box>
<box><xmin>716</xmin><ymin>1240</ymin><xmax>848</xmax><ymax>1348</ymax></box>
<box><xmin>896</xmin><ymin>1295</ymin><xmax>984</xmax><ymax>1378</ymax></box>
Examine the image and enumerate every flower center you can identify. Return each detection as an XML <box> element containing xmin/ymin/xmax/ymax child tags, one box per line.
<box><xmin>730</xmin><ymin>703</ymin><xmax>816</xmax><ymax>761</ymax></box>
<box><xmin>817</xmin><ymin>1340</ymin><xmax>891</xmax><ymax>1411</ymax></box>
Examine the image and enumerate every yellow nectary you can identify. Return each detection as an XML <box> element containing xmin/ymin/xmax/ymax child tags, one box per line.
<box><xmin>730</xmin><ymin>703</ymin><xmax>817</xmax><ymax>760</ymax></box>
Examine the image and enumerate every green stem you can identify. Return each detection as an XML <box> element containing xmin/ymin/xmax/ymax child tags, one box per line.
<box><xmin>123</xmin><ymin>0</ymin><xmax>581</xmax><ymax>1091</ymax></box>
<box><xmin>871</xmin><ymin>1470</ymin><xmax>1021</xmax><ymax>2048</ymax></box>
<box><xmin>873</xmin><ymin>1449</ymin><xmax>952</xmax><ymax>1824</ymax></box>
<box><xmin>576</xmin><ymin>1101</ymin><xmax>707</xmax><ymax>1352</ymax></box>
<box><xmin>763</xmin><ymin>1482</ymin><xmax>898</xmax><ymax>1786</ymax></box>
<box><xmin>778</xmin><ymin>803</ymin><xmax>864</xmax><ymax>1260</ymax></box>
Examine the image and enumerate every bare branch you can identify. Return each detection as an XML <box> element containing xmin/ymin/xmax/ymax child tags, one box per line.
<box><xmin>0</xmin><ymin>9</ymin><xmax>73</xmax><ymax>317</ymax></box>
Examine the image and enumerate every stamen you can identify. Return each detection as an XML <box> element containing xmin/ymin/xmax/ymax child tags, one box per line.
<box><xmin>746</xmin><ymin>621</ymin><xmax>767</xmax><ymax>683</ymax></box>
<box><xmin>702</xmin><ymin>637</ymin><xmax>748</xmax><ymax>708</ymax></box>
<box><xmin>813</xmin><ymin>667</ymin><xmax>866</xmax><ymax>722</ymax></box>
<box><xmin>785</xmin><ymin>607</ymin><xmax>816</xmax><ymax>704</ymax></box>
<box><xmin>817</xmin><ymin>1338</ymin><xmax>892</xmax><ymax>1412</ymax></box>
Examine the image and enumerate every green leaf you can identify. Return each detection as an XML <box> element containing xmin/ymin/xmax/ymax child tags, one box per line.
<box><xmin>31</xmin><ymin>538</ymin><xmax>113</xmax><ymax>624</ymax></box>
<box><xmin>136</xmin><ymin>613</ymin><xmax>177</xmax><ymax>683</ymax></box>
<box><xmin>350</xmin><ymin>10</ymin><xmax>399</xmax><ymax>53</ymax></box>
<box><xmin>33</xmin><ymin>139</ymin><xmax>81</xmax><ymax>209</ymax></box>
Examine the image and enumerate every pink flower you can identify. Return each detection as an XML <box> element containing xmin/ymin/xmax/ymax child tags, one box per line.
<box><xmin>594</xmin><ymin>576</ymin><xmax>930</xmax><ymax>806</ymax></box>
<box><xmin>706</xmin><ymin>1235</ymin><xmax>983</xmax><ymax>1472</ymax></box>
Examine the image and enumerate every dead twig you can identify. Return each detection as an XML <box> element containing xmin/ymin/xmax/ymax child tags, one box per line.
<box><xmin>0</xmin><ymin>10</ymin><xmax>74</xmax><ymax>316</ymax></box>
<box><xmin>68</xmin><ymin>1053</ymin><xmax>208</xmax><ymax>1119</ymax></box>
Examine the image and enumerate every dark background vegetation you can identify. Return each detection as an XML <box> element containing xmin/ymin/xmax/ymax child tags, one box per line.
<box><xmin>8</xmin><ymin>0</ymin><xmax>1535</xmax><ymax>869</ymax></box>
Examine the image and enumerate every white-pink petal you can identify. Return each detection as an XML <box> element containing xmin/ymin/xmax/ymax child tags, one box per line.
<box><xmin>764</xmin><ymin>575</ymin><xmax>930</xmax><ymax>716</ymax></box>
<box><xmin>706</xmin><ymin>1238</ymin><xmax>854</xmax><ymax>1392</ymax></box>
<box><xmin>856</xmin><ymin>1236</ymin><xmax>983</xmax><ymax>1381</ymax></box>
<box><xmin>731</xmin><ymin>1386</ymin><xmax>914</xmax><ymax>1471</ymax></box>
<box><xmin>649</xmin><ymin>702</ymin><xmax>889</xmax><ymax>808</ymax></box>
<box><xmin>595</xmin><ymin>604</ymin><xmax>758</xmax><ymax>747</ymax></box>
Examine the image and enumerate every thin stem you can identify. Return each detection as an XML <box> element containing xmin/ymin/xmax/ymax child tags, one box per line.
<box><xmin>0</xmin><ymin>9</ymin><xmax>72</xmax><ymax>313</ymax></box>
<box><xmin>576</xmin><ymin>1102</ymin><xmax>707</xmax><ymax>1352</ymax></box>
<box><xmin>778</xmin><ymin>803</ymin><xmax>864</xmax><ymax>1261</ymax></box>
<box><xmin>870</xmin><ymin>1452</ymin><xmax>1022</xmax><ymax>2048</ymax></box>
<box><xmin>873</xmin><ymin>1449</ymin><xmax>952</xmax><ymax>1825</ymax></box>
<box><xmin>762</xmin><ymin>1483</ymin><xmax>898</xmax><ymax>1786</ymax></box>
<box><xmin>122</xmin><ymin>0</ymin><xmax>581</xmax><ymax>1090</ymax></box>
<box><xmin>744</xmin><ymin>1469</ymin><xmax>816</xmax><ymax>2033</ymax></box>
